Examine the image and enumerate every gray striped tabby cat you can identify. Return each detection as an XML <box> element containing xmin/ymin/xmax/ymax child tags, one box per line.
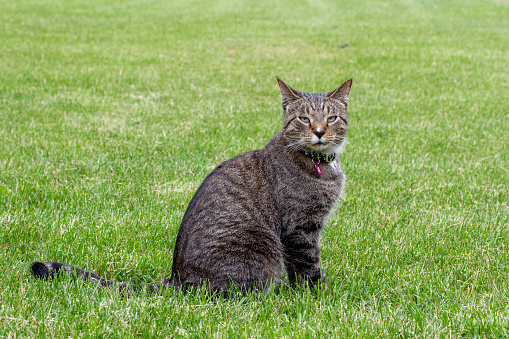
<box><xmin>32</xmin><ymin>77</ymin><xmax>353</xmax><ymax>295</ymax></box>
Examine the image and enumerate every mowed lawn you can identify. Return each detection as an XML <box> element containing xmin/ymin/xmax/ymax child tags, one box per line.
<box><xmin>1</xmin><ymin>0</ymin><xmax>508</xmax><ymax>337</ymax></box>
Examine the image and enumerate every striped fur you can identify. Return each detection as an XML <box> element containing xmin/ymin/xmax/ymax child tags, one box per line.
<box><xmin>32</xmin><ymin>78</ymin><xmax>353</xmax><ymax>296</ymax></box>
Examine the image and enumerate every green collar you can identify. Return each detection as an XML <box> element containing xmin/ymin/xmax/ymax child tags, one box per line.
<box><xmin>301</xmin><ymin>150</ymin><xmax>336</xmax><ymax>163</ymax></box>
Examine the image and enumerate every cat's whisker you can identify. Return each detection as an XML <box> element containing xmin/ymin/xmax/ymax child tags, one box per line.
<box><xmin>286</xmin><ymin>140</ymin><xmax>307</xmax><ymax>152</ymax></box>
<box><xmin>329</xmin><ymin>140</ymin><xmax>346</xmax><ymax>147</ymax></box>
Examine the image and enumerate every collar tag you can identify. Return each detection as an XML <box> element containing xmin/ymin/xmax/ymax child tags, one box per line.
<box><xmin>312</xmin><ymin>158</ymin><xmax>321</xmax><ymax>177</ymax></box>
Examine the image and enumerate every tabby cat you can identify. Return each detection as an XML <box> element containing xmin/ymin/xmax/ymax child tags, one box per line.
<box><xmin>32</xmin><ymin>77</ymin><xmax>353</xmax><ymax>295</ymax></box>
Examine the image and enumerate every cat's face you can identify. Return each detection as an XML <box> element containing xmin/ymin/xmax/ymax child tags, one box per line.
<box><xmin>277</xmin><ymin>78</ymin><xmax>352</xmax><ymax>155</ymax></box>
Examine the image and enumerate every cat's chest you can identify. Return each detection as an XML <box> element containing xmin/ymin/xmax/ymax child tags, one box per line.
<box><xmin>281</xmin><ymin>178</ymin><xmax>340</xmax><ymax>209</ymax></box>
<box><xmin>274</xmin><ymin>169</ymin><xmax>344</xmax><ymax>231</ymax></box>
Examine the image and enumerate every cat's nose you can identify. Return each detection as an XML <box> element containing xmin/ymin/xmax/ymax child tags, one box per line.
<box><xmin>314</xmin><ymin>128</ymin><xmax>325</xmax><ymax>138</ymax></box>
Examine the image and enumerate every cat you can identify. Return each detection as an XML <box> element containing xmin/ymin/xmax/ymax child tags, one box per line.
<box><xmin>32</xmin><ymin>77</ymin><xmax>353</xmax><ymax>296</ymax></box>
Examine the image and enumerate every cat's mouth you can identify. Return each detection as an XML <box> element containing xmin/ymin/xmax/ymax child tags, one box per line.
<box><xmin>310</xmin><ymin>136</ymin><xmax>328</xmax><ymax>148</ymax></box>
<box><xmin>308</xmin><ymin>137</ymin><xmax>341</xmax><ymax>154</ymax></box>
<box><xmin>311</xmin><ymin>135</ymin><xmax>326</xmax><ymax>145</ymax></box>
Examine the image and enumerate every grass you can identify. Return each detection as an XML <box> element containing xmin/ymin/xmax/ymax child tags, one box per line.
<box><xmin>1</xmin><ymin>0</ymin><xmax>508</xmax><ymax>337</ymax></box>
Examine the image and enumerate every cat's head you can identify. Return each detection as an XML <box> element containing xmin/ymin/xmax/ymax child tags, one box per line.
<box><xmin>277</xmin><ymin>78</ymin><xmax>352</xmax><ymax>155</ymax></box>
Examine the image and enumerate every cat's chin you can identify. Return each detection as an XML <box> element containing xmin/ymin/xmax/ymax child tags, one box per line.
<box><xmin>307</xmin><ymin>143</ymin><xmax>342</xmax><ymax>155</ymax></box>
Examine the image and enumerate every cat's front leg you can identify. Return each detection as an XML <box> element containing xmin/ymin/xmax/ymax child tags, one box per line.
<box><xmin>282</xmin><ymin>230</ymin><xmax>327</xmax><ymax>290</ymax></box>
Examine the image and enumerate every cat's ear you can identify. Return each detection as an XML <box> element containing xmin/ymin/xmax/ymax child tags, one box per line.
<box><xmin>327</xmin><ymin>78</ymin><xmax>353</xmax><ymax>106</ymax></box>
<box><xmin>276</xmin><ymin>77</ymin><xmax>302</xmax><ymax>109</ymax></box>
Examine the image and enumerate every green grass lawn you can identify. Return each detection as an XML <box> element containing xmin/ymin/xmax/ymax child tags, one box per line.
<box><xmin>1</xmin><ymin>0</ymin><xmax>508</xmax><ymax>337</ymax></box>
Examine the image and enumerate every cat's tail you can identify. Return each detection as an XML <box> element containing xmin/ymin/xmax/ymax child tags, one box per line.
<box><xmin>31</xmin><ymin>261</ymin><xmax>173</xmax><ymax>295</ymax></box>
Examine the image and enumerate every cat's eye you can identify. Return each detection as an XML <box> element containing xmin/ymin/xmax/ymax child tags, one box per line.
<box><xmin>327</xmin><ymin>116</ymin><xmax>338</xmax><ymax>123</ymax></box>
<box><xmin>299</xmin><ymin>116</ymin><xmax>310</xmax><ymax>123</ymax></box>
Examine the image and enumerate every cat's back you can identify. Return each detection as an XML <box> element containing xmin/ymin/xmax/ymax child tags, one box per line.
<box><xmin>171</xmin><ymin>149</ymin><xmax>282</xmax><ymax>285</ymax></box>
<box><xmin>181</xmin><ymin>149</ymin><xmax>274</xmax><ymax>224</ymax></box>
